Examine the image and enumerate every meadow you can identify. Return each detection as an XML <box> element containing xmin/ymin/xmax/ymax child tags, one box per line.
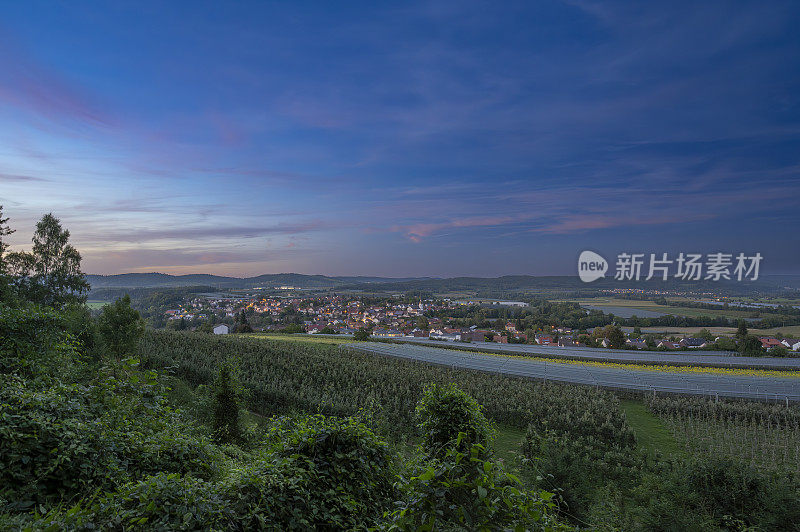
<box><xmin>564</xmin><ymin>297</ymin><xmax>782</xmax><ymax>319</ymax></box>
<box><xmin>562</xmin><ymin>297</ymin><xmax>800</xmax><ymax>335</ymax></box>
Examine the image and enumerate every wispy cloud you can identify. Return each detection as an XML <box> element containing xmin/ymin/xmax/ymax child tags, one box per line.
<box><xmin>86</xmin><ymin>221</ymin><xmax>326</xmax><ymax>243</ymax></box>
<box><xmin>0</xmin><ymin>172</ymin><xmax>48</xmax><ymax>183</ymax></box>
<box><xmin>0</xmin><ymin>33</ymin><xmax>113</xmax><ymax>129</ymax></box>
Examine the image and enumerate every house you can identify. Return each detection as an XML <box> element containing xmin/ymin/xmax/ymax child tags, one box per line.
<box><xmin>213</xmin><ymin>324</ymin><xmax>229</xmax><ymax>335</ymax></box>
<box><xmin>429</xmin><ymin>329</ymin><xmax>461</xmax><ymax>341</ymax></box>
<box><xmin>781</xmin><ymin>338</ymin><xmax>800</xmax><ymax>351</ymax></box>
<box><xmin>505</xmin><ymin>322</ymin><xmax>517</xmax><ymax>332</ymax></box>
<box><xmin>461</xmin><ymin>330</ymin><xmax>490</xmax><ymax>342</ymax></box>
<box><xmin>492</xmin><ymin>334</ymin><xmax>508</xmax><ymax>343</ymax></box>
<box><xmin>657</xmin><ymin>341</ymin><xmax>680</xmax><ymax>350</ymax></box>
<box><xmin>759</xmin><ymin>337</ymin><xmax>784</xmax><ymax>350</ymax></box>
<box><xmin>306</xmin><ymin>322</ymin><xmax>329</xmax><ymax>334</ymax></box>
<box><xmin>535</xmin><ymin>334</ymin><xmax>555</xmax><ymax>346</ymax></box>
<box><xmin>626</xmin><ymin>339</ymin><xmax>648</xmax><ymax>350</ymax></box>
<box><xmin>558</xmin><ymin>335</ymin><xmax>580</xmax><ymax>347</ymax></box>
<box><xmin>373</xmin><ymin>329</ymin><xmax>403</xmax><ymax>338</ymax></box>
<box><xmin>680</xmin><ymin>338</ymin><xmax>708</xmax><ymax>349</ymax></box>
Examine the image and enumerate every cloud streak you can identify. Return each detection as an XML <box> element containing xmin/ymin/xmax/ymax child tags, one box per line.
<box><xmin>84</xmin><ymin>221</ymin><xmax>327</xmax><ymax>243</ymax></box>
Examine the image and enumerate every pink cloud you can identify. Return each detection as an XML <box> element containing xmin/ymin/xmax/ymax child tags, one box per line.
<box><xmin>534</xmin><ymin>213</ymin><xmax>716</xmax><ymax>234</ymax></box>
<box><xmin>0</xmin><ymin>36</ymin><xmax>113</xmax><ymax>129</ymax></box>
<box><xmin>392</xmin><ymin>215</ymin><xmax>528</xmax><ymax>242</ymax></box>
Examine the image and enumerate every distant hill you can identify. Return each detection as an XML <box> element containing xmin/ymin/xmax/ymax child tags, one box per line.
<box><xmin>339</xmin><ymin>274</ymin><xmax>800</xmax><ymax>296</ymax></box>
<box><xmin>85</xmin><ymin>272</ymin><xmax>430</xmax><ymax>289</ymax></box>
<box><xmin>86</xmin><ymin>272</ymin><xmax>799</xmax><ymax>295</ymax></box>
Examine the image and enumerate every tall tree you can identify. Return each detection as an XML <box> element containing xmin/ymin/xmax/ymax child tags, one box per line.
<box><xmin>602</xmin><ymin>324</ymin><xmax>626</xmax><ymax>349</ymax></box>
<box><xmin>0</xmin><ymin>206</ymin><xmax>14</xmax><ymax>301</ymax></box>
<box><xmin>212</xmin><ymin>360</ymin><xmax>245</xmax><ymax>444</ymax></box>
<box><xmin>8</xmin><ymin>213</ymin><xmax>89</xmax><ymax>307</ymax></box>
<box><xmin>0</xmin><ymin>205</ymin><xmax>14</xmax><ymax>274</ymax></box>
<box><xmin>235</xmin><ymin>309</ymin><xmax>253</xmax><ymax>333</ymax></box>
<box><xmin>735</xmin><ymin>320</ymin><xmax>748</xmax><ymax>340</ymax></box>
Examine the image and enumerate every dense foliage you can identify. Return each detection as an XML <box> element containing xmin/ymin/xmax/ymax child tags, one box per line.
<box><xmin>415</xmin><ymin>382</ymin><xmax>493</xmax><ymax>460</ymax></box>
<box><xmin>97</xmin><ymin>294</ymin><xmax>146</xmax><ymax>357</ymax></box>
<box><xmin>1</xmin><ymin>308</ymin><xmax>563</xmax><ymax>529</ymax></box>
<box><xmin>0</xmin><ymin>209</ymin><xmax>567</xmax><ymax>529</ymax></box>
<box><xmin>518</xmin><ymin>387</ymin><xmax>800</xmax><ymax>529</ymax></box>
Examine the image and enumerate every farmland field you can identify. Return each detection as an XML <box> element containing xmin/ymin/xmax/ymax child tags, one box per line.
<box><xmin>648</xmin><ymin>396</ymin><xmax>800</xmax><ymax>476</ymax></box>
<box><xmin>131</xmin><ymin>330</ymin><xmax>800</xmax><ymax>528</ymax></box>
<box><xmin>561</xmin><ymin>297</ymin><xmax>787</xmax><ymax>321</ymax></box>
<box><xmin>245</xmin><ymin>332</ymin><xmax>352</xmax><ymax>345</ymax></box>
<box><xmin>623</xmin><ymin>324</ymin><xmax>800</xmax><ymax>336</ymax></box>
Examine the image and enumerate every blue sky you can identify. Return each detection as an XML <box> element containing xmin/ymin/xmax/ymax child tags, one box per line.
<box><xmin>1</xmin><ymin>1</ymin><xmax>798</xmax><ymax>277</ymax></box>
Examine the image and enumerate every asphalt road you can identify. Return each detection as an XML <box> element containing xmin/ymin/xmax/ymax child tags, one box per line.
<box><xmin>393</xmin><ymin>337</ymin><xmax>800</xmax><ymax>370</ymax></box>
<box><xmin>345</xmin><ymin>342</ymin><xmax>800</xmax><ymax>402</ymax></box>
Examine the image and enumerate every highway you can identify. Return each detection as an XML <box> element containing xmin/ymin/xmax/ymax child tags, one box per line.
<box><xmin>344</xmin><ymin>342</ymin><xmax>800</xmax><ymax>402</ymax></box>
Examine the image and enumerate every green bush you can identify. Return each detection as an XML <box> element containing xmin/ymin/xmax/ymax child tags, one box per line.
<box><xmin>415</xmin><ymin>383</ymin><xmax>494</xmax><ymax>460</ymax></box>
<box><xmin>0</xmin><ymin>304</ymin><xmax>76</xmax><ymax>379</ymax></box>
<box><xmin>520</xmin><ymin>389</ymin><xmax>639</xmax><ymax>524</ymax></box>
<box><xmin>20</xmin><ymin>473</ymin><xmax>233</xmax><ymax>531</ymax></box>
<box><xmin>211</xmin><ymin>360</ymin><xmax>246</xmax><ymax>445</ymax></box>
<box><xmin>5</xmin><ymin>413</ymin><xmax>399</xmax><ymax>530</ymax></box>
<box><xmin>385</xmin><ymin>438</ymin><xmax>565</xmax><ymax>531</ymax></box>
<box><xmin>626</xmin><ymin>456</ymin><xmax>800</xmax><ymax>531</ymax></box>
<box><xmin>97</xmin><ymin>295</ymin><xmax>145</xmax><ymax>358</ymax></box>
<box><xmin>234</xmin><ymin>414</ymin><xmax>398</xmax><ymax>529</ymax></box>
<box><xmin>0</xmin><ymin>374</ymin><xmax>218</xmax><ymax>511</ymax></box>
<box><xmin>94</xmin><ymin>473</ymin><xmax>232</xmax><ymax>531</ymax></box>
<box><xmin>353</xmin><ymin>327</ymin><xmax>370</xmax><ymax>341</ymax></box>
<box><xmin>523</xmin><ymin>428</ymin><xmax>644</xmax><ymax>524</ymax></box>
<box><xmin>385</xmin><ymin>386</ymin><xmax>566</xmax><ymax>530</ymax></box>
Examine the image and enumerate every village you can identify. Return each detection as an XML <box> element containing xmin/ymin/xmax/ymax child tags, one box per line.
<box><xmin>162</xmin><ymin>294</ymin><xmax>800</xmax><ymax>354</ymax></box>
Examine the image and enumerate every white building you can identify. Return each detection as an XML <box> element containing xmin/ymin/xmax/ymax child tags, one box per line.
<box><xmin>781</xmin><ymin>338</ymin><xmax>800</xmax><ymax>351</ymax></box>
<box><xmin>213</xmin><ymin>324</ymin><xmax>230</xmax><ymax>335</ymax></box>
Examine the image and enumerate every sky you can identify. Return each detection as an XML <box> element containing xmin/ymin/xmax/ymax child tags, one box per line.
<box><xmin>0</xmin><ymin>1</ymin><xmax>798</xmax><ymax>277</ymax></box>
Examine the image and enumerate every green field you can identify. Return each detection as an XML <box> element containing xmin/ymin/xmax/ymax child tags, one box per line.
<box><xmin>247</xmin><ymin>333</ymin><xmax>352</xmax><ymax>345</ymax></box>
<box><xmin>624</xmin><ymin>325</ymin><xmax>800</xmax><ymax>336</ymax></box>
<box><xmin>494</xmin><ymin>423</ymin><xmax>527</xmax><ymax>465</ymax></box>
<box><xmin>562</xmin><ymin>297</ymin><xmax>783</xmax><ymax>320</ymax></box>
<box><xmin>86</xmin><ymin>299</ymin><xmax>107</xmax><ymax>309</ymax></box>
<box><xmin>619</xmin><ymin>399</ymin><xmax>681</xmax><ymax>457</ymax></box>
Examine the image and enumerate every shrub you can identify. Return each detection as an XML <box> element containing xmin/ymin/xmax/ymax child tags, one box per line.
<box><xmin>0</xmin><ymin>374</ymin><xmax>218</xmax><ymax>511</ymax></box>
<box><xmin>353</xmin><ymin>327</ymin><xmax>370</xmax><ymax>341</ymax></box>
<box><xmin>20</xmin><ymin>473</ymin><xmax>233</xmax><ymax>531</ymax></box>
<box><xmin>385</xmin><ymin>437</ymin><xmax>565</xmax><ymax>531</ymax></box>
<box><xmin>225</xmin><ymin>414</ymin><xmax>398</xmax><ymax>529</ymax></box>
<box><xmin>211</xmin><ymin>360</ymin><xmax>246</xmax><ymax>444</ymax></box>
<box><xmin>97</xmin><ymin>295</ymin><xmax>145</xmax><ymax>358</ymax></box>
<box><xmin>523</xmin><ymin>428</ymin><xmax>644</xmax><ymax>524</ymax></box>
<box><xmin>415</xmin><ymin>383</ymin><xmax>493</xmax><ymax>460</ymax></box>
<box><xmin>0</xmin><ymin>304</ymin><xmax>76</xmax><ymax>379</ymax></box>
<box><xmin>626</xmin><ymin>456</ymin><xmax>800</xmax><ymax>531</ymax></box>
